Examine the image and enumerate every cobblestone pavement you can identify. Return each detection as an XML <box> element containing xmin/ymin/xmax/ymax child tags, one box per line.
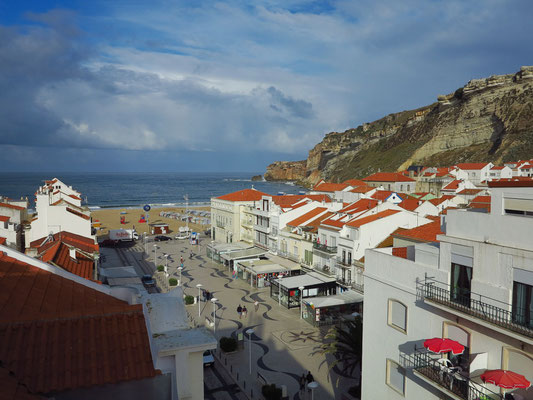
<box><xmin>142</xmin><ymin>237</ymin><xmax>357</xmax><ymax>400</ymax></box>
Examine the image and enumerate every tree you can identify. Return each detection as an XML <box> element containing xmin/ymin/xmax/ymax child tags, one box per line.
<box><xmin>318</xmin><ymin>316</ymin><xmax>363</xmax><ymax>377</ymax></box>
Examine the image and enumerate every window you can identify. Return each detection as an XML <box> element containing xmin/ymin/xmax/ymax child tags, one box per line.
<box><xmin>388</xmin><ymin>299</ymin><xmax>407</xmax><ymax>333</ymax></box>
<box><xmin>504</xmin><ymin>198</ymin><xmax>533</xmax><ymax>217</ymax></box>
<box><xmin>330</xmin><ymin>236</ymin><xmax>336</xmax><ymax>247</ymax></box>
<box><xmin>386</xmin><ymin>359</ymin><xmax>405</xmax><ymax>396</ymax></box>
<box><xmin>451</xmin><ymin>263</ymin><xmax>472</xmax><ymax>307</ymax></box>
<box><xmin>513</xmin><ymin>281</ymin><xmax>533</xmax><ymax>328</ymax></box>
<box><xmin>347</xmin><ymin>252</ymin><xmax>352</xmax><ymax>264</ymax></box>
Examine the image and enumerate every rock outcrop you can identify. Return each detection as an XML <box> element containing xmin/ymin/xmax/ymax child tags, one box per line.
<box><xmin>265</xmin><ymin>66</ymin><xmax>533</xmax><ymax>187</ymax></box>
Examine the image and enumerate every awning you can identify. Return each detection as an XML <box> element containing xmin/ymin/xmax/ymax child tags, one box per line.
<box><xmin>303</xmin><ymin>290</ymin><xmax>364</xmax><ymax>308</ymax></box>
<box><xmin>274</xmin><ymin>271</ymin><xmax>336</xmax><ymax>289</ymax></box>
<box><xmin>221</xmin><ymin>247</ymin><xmax>267</xmax><ymax>261</ymax></box>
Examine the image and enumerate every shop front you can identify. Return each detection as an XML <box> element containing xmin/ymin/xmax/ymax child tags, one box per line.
<box><xmin>302</xmin><ymin>290</ymin><xmax>363</xmax><ymax>327</ymax></box>
<box><xmin>270</xmin><ymin>272</ymin><xmax>337</xmax><ymax>309</ymax></box>
<box><xmin>236</xmin><ymin>260</ymin><xmax>300</xmax><ymax>288</ymax></box>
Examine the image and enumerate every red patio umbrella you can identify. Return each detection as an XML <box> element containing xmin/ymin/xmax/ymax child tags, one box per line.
<box><xmin>480</xmin><ymin>369</ymin><xmax>530</xmax><ymax>389</ymax></box>
<box><xmin>423</xmin><ymin>338</ymin><xmax>465</xmax><ymax>355</ymax></box>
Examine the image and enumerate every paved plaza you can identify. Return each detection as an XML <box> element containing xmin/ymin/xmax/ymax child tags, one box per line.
<box><xmin>146</xmin><ymin>237</ymin><xmax>358</xmax><ymax>400</ymax></box>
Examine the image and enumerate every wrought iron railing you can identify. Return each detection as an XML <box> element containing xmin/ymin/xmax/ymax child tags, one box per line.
<box><xmin>336</xmin><ymin>258</ymin><xmax>353</xmax><ymax>268</ymax></box>
<box><xmin>313</xmin><ymin>241</ymin><xmax>337</xmax><ymax>253</ymax></box>
<box><xmin>400</xmin><ymin>350</ymin><xmax>502</xmax><ymax>400</ymax></box>
<box><xmin>421</xmin><ymin>281</ymin><xmax>533</xmax><ymax>339</ymax></box>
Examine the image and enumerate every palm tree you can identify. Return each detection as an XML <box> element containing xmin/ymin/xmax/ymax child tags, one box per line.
<box><xmin>318</xmin><ymin>316</ymin><xmax>363</xmax><ymax>378</ymax></box>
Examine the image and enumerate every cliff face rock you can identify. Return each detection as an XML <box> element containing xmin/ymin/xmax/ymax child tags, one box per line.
<box><xmin>265</xmin><ymin>66</ymin><xmax>533</xmax><ymax>187</ymax></box>
<box><xmin>264</xmin><ymin>160</ymin><xmax>307</xmax><ymax>181</ymax></box>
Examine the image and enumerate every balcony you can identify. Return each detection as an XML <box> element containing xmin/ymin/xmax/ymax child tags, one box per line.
<box><xmin>336</xmin><ymin>258</ymin><xmax>353</xmax><ymax>269</ymax></box>
<box><xmin>314</xmin><ymin>264</ymin><xmax>336</xmax><ymax>277</ymax></box>
<box><xmin>254</xmin><ymin>240</ymin><xmax>268</xmax><ymax>250</ymax></box>
<box><xmin>401</xmin><ymin>350</ymin><xmax>502</xmax><ymax>400</ymax></box>
<box><xmin>254</xmin><ymin>224</ymin><xmax>271</xmax><ymax>234</ymax></box>
<box><xmin>279</xmin><ymin>250</ymin><xmax>300</xmax><ymax>263</ymax></box>
<box><xmin>420</xmin><ymin>280</ymin><xmax>533</xmax><ymax>341</ymax></box>
<box><xmin>215</xmin><ymin>221</ymin><xmax>226</xmax><ymax>229</ymax></box>
<box><xmin>313</xmin><ymin>241</ymin><xmax>337</xmax><ymax>254</ymax></box>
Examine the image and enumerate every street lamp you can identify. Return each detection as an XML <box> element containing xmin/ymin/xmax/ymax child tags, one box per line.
<box><xmin>246</xmin><ymin>328</ymin><xmax>254</xmax><ymax>375</ymax></box>
<box><xmin>299</xmin><ymin>286</ymin><xmax>304</xmax><ymax>319</ymax></box>
<box><xmin>196</xmin><ymin>283</ymin><xmax>203</xmax><ymax>317</ymax></box>
<box><xmin>278</xmin><ymin>274</ymin><xmax>283</xmax><ymax>307</ymax></box>
<box><xmin>164</xmin><ymin>254</ymin><xmax>169</xmax><ymax>278</ymax></box>
<box><xmin>143</xmin><ymin>233</ymin><xmax>147</xmax><ymax>254</ymax></box>
<box><xmin>153</xmin><ymin>244</ymin><xmax>157</xmax><ymax>264</ymax></box>
<box><xmin>211</xmin><ymin>298</ymin><xmax>218</xmax><ymax>335</ymax></box>
<box><xmin>308</xmin><ymin>381</ymin><xmax>318</xmax><ymax>400</ymax></box>
<box><xmin>178</xmin><ymin>266</ymin><xmax>183</xmax><ymax>286</ymax></box>
<box><xmin>210</xmin><ymin>240</ymin><xmax>215</xmax><ymax>264</ymax></box>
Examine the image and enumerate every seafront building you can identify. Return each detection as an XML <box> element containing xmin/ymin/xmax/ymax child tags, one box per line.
<box><xmin>29</xmin><ymin>178</ymin><xmax>94</xmax><ymax>243</ymax></box>
<box><xmin>361</xmin><ymin>179</ymin><xmax>533</xmax><ymax>400</ymax></box>
<box><xmin>0</xmin><ymin>196</ymin><xmax>29</xmax><ymax>251</ymax></box>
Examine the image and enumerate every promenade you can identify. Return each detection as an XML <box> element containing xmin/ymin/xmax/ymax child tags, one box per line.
<box><xmin>149</xmin><ymin>237</ymin><xmax>357</xmax><ymax>399</ymax></box>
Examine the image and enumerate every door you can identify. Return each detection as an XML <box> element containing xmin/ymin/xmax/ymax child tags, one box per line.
<box><xmin>513</xmin><ymin>281</ymin><xmax>533</xmax><ymax>328</ymax></box>
<box><xmin>451</xmin><ymin>263</ymin><xmax>472</xmax><ymax>307</ymax></box>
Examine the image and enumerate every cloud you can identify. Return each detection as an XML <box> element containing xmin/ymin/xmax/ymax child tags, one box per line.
<box><xmin>1</xmin><ymin>1</ymin><xmax>533</xmax><ymax>172</ymax></box>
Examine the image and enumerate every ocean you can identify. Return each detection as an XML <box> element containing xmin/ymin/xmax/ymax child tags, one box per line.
<box><xmin>0</xmin><ymin>172</ymin><xmax>305</xmax><ymax>209</ymax></box>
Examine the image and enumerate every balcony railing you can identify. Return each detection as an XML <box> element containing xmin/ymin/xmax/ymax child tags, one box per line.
<box><xmin>314</xmin><ymin>265</ymin><xmax>336</xmax><ymax>277</ymax></box>
<box><xmin>313</xmin><ymin>241</ymin><xmax>337</xmax><ymax>254</ymax></box>
<box><xmin>254</xmin><ymin>240</ymin><xmax>268</xmax><ymax>250</ymax></box>
<box><xmin>336</xmin><ymin>258</ymin><xmax>353</xmax><ymax>268</ymax></box>
<box><xmin>401</xmin><ymin>350</ymin><xmax>502</xmax><ymax>400</ymax></box>
<box><xmin>279</xmin><ymin>250</ymin><xmax>300</xmax><ymax>263</ymax></box>
<box><xmin>420</xmin><ymin>280</ymin><xmax>533</xmax><ymax>339</ymax></box>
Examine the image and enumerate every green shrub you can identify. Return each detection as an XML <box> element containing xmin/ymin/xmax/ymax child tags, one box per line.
<box><xmin>168</xmin><ymin>278</ymin><xmax>178</xmax><ymax>286</ymax></box>
<box><xmin>262</xmin><ymin>384</ymin><xmax>282</xmax><ymax>400</ymax></box>
<box><xmin>157</xmin><ymin>265</ymin><xmax>164</xmax><ymax>272</ymax></box>
<box><xmin>184</xmin><ymin>295</ymin><xmax>195</xmax><ymax>305</ymax></box>
<box><xmin>219</xmin><ymin>336</ymin><xmax>238</xmax><ymax>353</ymax></box>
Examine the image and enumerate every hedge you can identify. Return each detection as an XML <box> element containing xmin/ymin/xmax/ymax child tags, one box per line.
<box><xmin>184</xmin><ymin>295</ymin><xmax>195</xmax><ymax>305</ymax></box>
<box><xmin>157</xmin><ymin>265</ymin><xmax>164</xmax><ymax>272</ymax></box>
<box><xmin>168</xmin><ymin>278</ymin><xmax>178</xmax><ymax>286</ymax></box>
<box><xmin>219</xmin><ymin>336</ymin><xmax>237</xmax><ymax>353</ymax></box>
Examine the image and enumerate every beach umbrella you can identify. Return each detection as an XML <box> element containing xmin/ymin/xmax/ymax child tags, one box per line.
<box><xmin>423</xmin><ymin>338</ymin><xmax>465</xmax><ymax>355</ymax></box>
<box><xmin>480</xmin><ymin>369</ymin><xmax>530</xmax><ymax>389</ymax></box>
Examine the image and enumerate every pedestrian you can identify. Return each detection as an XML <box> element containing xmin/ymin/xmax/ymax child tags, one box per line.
<box><xmin>299</xmin><ymin>373</ymin><xmax>306</xmax><ymax>393</ymax></box>
<box><xmin>237</xmin><ymin>304</ymin><xmax>242</xmax><ymax>319</ymax></box>
<box><xmin>205</xmin><ymin>290</ymin><xmax>210</xmax><ymax>301</ymax></box>
<box><xmin>306</xmin><ymin>371</ymin><xmax>314</xmax><ymax>391</ymax></box>
<box><xmin>254</xmin><ymin>300</ymin><xmax>259</xmax><ymax>312</ymax></box>
<box><xmin>180</xmin><ymin>256</ymin><xmax>184</xmax><ymax>264</ymax></box>
<box><xmin>242</xmin><ymin>306</ymin><xmax>248</xmax><ymax>318</ymax></box>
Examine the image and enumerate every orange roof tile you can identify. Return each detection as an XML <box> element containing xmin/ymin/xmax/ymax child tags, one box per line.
<box><xmin>349</xmin><ymin>185</ymin><xmax>374</xmax><ymax>194</ymax></box>
<box><xmin>371</xmin><ymin>190</ymin><xmax>394</xmax><ymax>201</ymax></box>
<box><xmin>362</xmin><ymin>172</ymin><xmax>415</xmax><ymax>182</ymax></box>
<box><xmin>346</xmin><ymin>209</ymin><xmax>400</xmax><ymax>228</ymax></box>
<box><xmin>457</xmin><ymin>188</ymin><xmax>482</xmax><ymax>195</ymax></box>
<box><xmin>287</xmin><ymin>207</ymin><xmax>327</xmax><ymax>227</ymax></box>
<box><xmin>0</xmin><ymin>216</ymin><xmax>10</xmax><ymax>222</ymax></box>
<box><xmin>0</xmin><ymin>253</ymin><xmax>157</xmax><ymax>394</ymax></box>
<box><xmin>342</xmin><ymin>179</ymin><xmax>366</xmax><ymax>187</ymax></box>
<box><xmin>393</xmin><ymin>220</ymin><xmax>443</xmax><ymax>243</ymax></box>
<box><xmin>0</xmin><ymin>238</ymin><xmax>6</xmax><ymax>245</ymax></box>
<box><xmin>399</xmin><ymin>198</ymin><xmax>421</xmax><ymax>211</ymax></box>
<box><xmin>455</xmin><ymin>162</ymin><xmax>489</xmax><ymax>170</ymax></box>
<box><xmin>312</xmin><ymin>182</ymin><xmax>349</xmax><ymax>192</ymax></box>
<box><xmin>392</xmin><ymin>247</ymin><xmax>408</xmax><ymax>259</ymax></box>
<box><xmin>66</xmin><ymin>207</ymin><xmax>90</xmax><ymax>220</ymax></box>
<box><xmin>271</xmin><ymin>194</ymin><xmax>330</xmax><ymax>206</ymax></box>
<box><xmin>490</xmin><ymin>166</ymin><xmax>505</xmax><ymax>170</ymax></box>
<box><xmin>0</xmin><ymin>367</ymin><xmax>44</xmax><ymax>400</ymax></box>
<box><xmin>375</xmin><ymin>227</ymin><xmax>407</xmax><ymax>248</ymax></box>
<box><xmin>488</xmin><ymin>178</ymin><xmax>533</xmax><ymax>187</ymax></box>
<box><xmin>442</xmin><ymin>179</ymin><xmax>461</xmax><ymax>190</ymax></box>
<box><xmin>339</xmin><ymin>199</ymin><xmax>379</xmax><ymax>214</ymax></box>
<box><xmin>321</xmin><ymin>215</ymin><xmax>350</xmax><ymax>229</ymax></box>
<box><xmin>217</xmin><ymin>188</ymin><xmax>269</xmax><ymax>202</ymax></box>
<box><xmin>0</xmin><ymin>202</ymin><xmax>24</xmax><ymax>211</ymax></box>
<box><xmin>68</xmin><ymin>194</ymin><xmax>82</xmax><ymax>200</ymax></box>
<box><xmin>30</xmin><ymin>232</ymin><xmax>98</xmax><ymax>254</ymax></box>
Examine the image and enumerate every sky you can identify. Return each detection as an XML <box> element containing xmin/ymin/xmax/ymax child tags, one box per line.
<box><xmin>0</xmin><ymin>0</ymin><xmax>532</xmax><ymax>172</ymax></box>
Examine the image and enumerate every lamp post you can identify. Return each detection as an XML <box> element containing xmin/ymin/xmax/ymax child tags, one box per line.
<box><xmin>153</xmin><ymin>244</ymin><xmax>157</xmax><ymax>265</ymax></box>
<box><xmin>196</xmin><ymin>283</ymin><xmax>202</xmax><ymax>317</ymax></box>
<box><xmin>210</xmin><ymin>240</ymin><xmax>215</xmax><ymax>264</ymax></box>
<box><xmin>299</xmin><ymin>286</ymin><xmax>304</xmax><ymax>319</ymax></box>
<box><xmin>278</xmin><ymin>274</ymin><xmax>283</xmax><ymax>306</ymax></box>
<box><xmin>143</xmin><ymin>233</ymin><xmax>147</xmax><ymax>255</ymax></box>
<box><xmin>308</xmin><ymin>381</ymin><xmax>318</xmax><ymax>400</ymax></box>
<box><xmin>178</xmin><ymin>266</ymin><xmax>183</xmax><ymax>286</ymax></box>
<box><xmin>164</xmin><ymin>254</ymin><xmax>169</xmax><ymax>278</ymax></box>
<box><xmin>211</xmin><ymin>298</ymin><xmax>218</xmax><ymax>335</ymax></box>
<box><xmin>246</xmin><ymin>328</ymin><xmax>254</xmax><ymax>375</ymax></box>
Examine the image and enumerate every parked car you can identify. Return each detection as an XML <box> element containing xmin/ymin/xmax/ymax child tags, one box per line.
<box><xmin>141</xmin><ymin>275</ymin><xmax>156</xmax><ymax>287</ymax></box>
<box><xmin>203</xmin><ymin>350</ymin><xmax>214</xmax><ymax>367</ymax></box>
<box><xmin>175</xmin><ymin>232</ymin><xmax>190</xmax><ymax>240</ymax></box>
<box><xmin>154</xmin><ymin>235</ymin><xmax>172</xmax><ymax>242</ymax></box>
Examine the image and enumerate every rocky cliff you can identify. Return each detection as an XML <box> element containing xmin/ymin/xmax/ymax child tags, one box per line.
<box><xmin>265</xmin><ymin>66</ymin><xmax>533</xmax><ymax>187</ymax></box>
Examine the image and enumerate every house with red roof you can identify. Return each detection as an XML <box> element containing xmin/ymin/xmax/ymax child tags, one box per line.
<box><xmin>440</xmin><ymin>179</ymin><xmax>477</xmax><ymax>195</ymax></box>
<box><xmin>454</xmin><ymin>162</ymin><xmax>493</xmax><ymax>184</ymax></box>
<box><xmin>362</xmin><ymin>172</ymin><xmax>416</xmax><ymax>193</ymax></box>
<box><xmin>518</xmin><ymin>163</ymin><xmax>533</xmax><ymax>177</ymax></box>
<box><xmin>0</xmin><ymin>196</ymin><xmax>29</xmax><ymax>251</ymax></box>
<box><xmin>30</xmin><ymin>178</ymin><xmax>94</xmax><ymax>245</ymax></box>
<box><xmin>211</xmin><ymin>188</ymin><xmax>269</xmax><ymax>244</ymax></box>
<box><xmin>488</xmin><ymin>165</ymin><xmax>512</xmax><ymax>180</ymax></box>
<box><xmin>0</xmin><ymin>246</ymin><xmax>216</xmax><ymax>400</ymax></box>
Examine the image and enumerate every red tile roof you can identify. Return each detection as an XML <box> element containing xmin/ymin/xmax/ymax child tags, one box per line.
<box><xmin>66</xmin><ymin>207</ymin><xmax>91</xmax><ymax>220</ymax></box>
<box><xmin>287</xmin><ymin>207</ymin><xmax>327</xmax><ymax>227</ymax></box>
<box><xmin>429</xmin><ymin>196</ymin><xmax>453</xmax><ymax>206</ymax></box>
<box><xmin>0</xmin><ymin>202</ymin><xmax>25</xmax><ymax>211</ymax></box>
<box><xmin>519</xmin><ymin>164</ymin><xmax>533</xmax><ymax>169</ymax></box>
<box><xmin>442</xmin><ymin>179</ymin><xmax>461</xmax><ymax>190</ymax></box>
<box><xmin>68</xmin><ymin>194</ymin><xmax>82</xmax><ymax>200</ymax></box>
<box><xmin>39</xmin><ymin>243</ymin><xmax>95</xmax><ymax>280</ymax></box>
<box><xmin>0</xmin><ymin>216</ymin><xmax>10</xmax><ymax>222</ymax></box>
<box><xmin>488</xmin><ymin>178</ymin><xmax>533</xmax><ymax>188</ymax></box>
<box><xmin>30</xmin><ymin>232</ymin><xmax>98</xmax><ymax>254</ymax></box>
<box><xmin>392</xmin><ymin>247</ymin><xmax>408</xmax><ymax>259</ymax></box>
<box><xmin>457</xmin><ymin>188</ymin><xmax>482</xmax><ymax>195</ymax></box>
<box><xmin>216</xmin><ymin>188</ymin><xmax>269</xmax><ymax>202</ymax></box>
<box><xmin>321</xmin><ymin>215</ymin><xmax>350</xmax><ymax>229</ymax></box>
<box><xmin>490</xmin><ymin>166</ymin><xmax>505</xmax><ymax>170</ymax></box>
<box><xmin>398</xmin><ymin>198</ymin><xmax>421</xmax><ymax>211</ymax></box>
<box><xmin>0</xmin><ymin>238</ymin><xmax>6</xmax><ymax>245</ymax></box>
<box><xmin>0</xmin><ymin>252</ymin><xmax>158</xmax><ymax>395</ymax></box>
<box><xmin>393</xmin><ymin>220</ymin><xmax>443</xmax><ymax>243</ymax></box>
<box><xmin>346</xmin><ymin>209</ymin><xmax>400</xmax><ymax>228</ymax></box>
<box><xmin>362</xmin><ymin>172</ymin><xmax>415</xmax><ymax>182</ymax></box>
<box><xmin>342</xmin><ymin>179</ymin><xmax>366</xmax><ymax>187</ymax></box>
<box><xmin>271</xmin><ymin>194</ymin><xmax>330</xmax><ymax>206</ymax></box>
<box><xmin>371</xmin><ymin>190</ymin><xmax>394</xmax><ymax>201</ymax></box>
<box><xmin>313</xmin><ymin>182</ymin><xmax>349</xmax><ymax>192</ymax></box>
<box><xmin>304</xmin><ymin>212</ymin><xmax>334</xmax><ymax>232</ymax></box>
<box><xmin>0</xmin><ymin>367</ymin><xmax>43</xmax><ymax>400</ymax></box>
<box><xmin>455</xmin><ymin>163</ymin><xmax>489</xmax><ymax>170</ymax></box>
<box><xmin>349</xmin><ymin>185</ymin><xmax>374</xmax><ymax>193</ymax></box>
<box><xmin>339</xmin><ymin>198</ymin><xmax>379</xmax><ymax>214</ymax></box>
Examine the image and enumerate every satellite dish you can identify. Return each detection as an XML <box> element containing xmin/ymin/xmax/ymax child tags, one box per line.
<box><xmin>143</xmin><ymin>204</ymin><xmax>151</xmax><ymax>212</ymax></box>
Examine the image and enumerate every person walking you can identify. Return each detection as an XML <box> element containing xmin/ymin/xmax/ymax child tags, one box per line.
<box><xmin>299</xmin><ymin>373</ymin><xmax>306</xmax><ymax>394</ymax></box>
<box><xmin>254</xmin><ymin>300</ymin><xmax>259</xmax><ymax>312</ymax></box>
<box><xmin>242</xmin><ymin>306</ymin><xmax>248</xmax><ymax>318</ymax></box>
<box><xmin>237</xmin><ymin>304</ymin><xmax>243</xmax><ymax>319</ymax></box>
<box><xmin>306</xmin><ymin>371</ymin><xmax>314</xmax><ymax>392</ymax></box>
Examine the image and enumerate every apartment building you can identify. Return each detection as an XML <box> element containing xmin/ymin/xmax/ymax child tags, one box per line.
<box><xmin>361</xmin><ymin>180</ymin><xmax>533</xmax><ymax>400</ymax></box>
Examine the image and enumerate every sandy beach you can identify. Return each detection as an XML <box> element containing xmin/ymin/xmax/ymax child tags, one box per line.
<box><xmin>91</xmin><ymin>206</ymin><xmax>210</xmax><ymax>238</ymax></box>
